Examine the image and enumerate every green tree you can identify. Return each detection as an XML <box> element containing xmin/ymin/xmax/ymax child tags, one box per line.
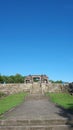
<box><xmin>0</xmin><ymin>75</ymin><xmax>4</xmax><ymax>83</ymax></box>
<box><xmin>14</xmin><ymin>74</ymin><xmax>24</xmax><ymax>83</ymax></box>
<box><xmin>7</xmin><ymin>76</ymin><xmax>15</xmax><ymax>83</ymax></box>
<box><xmin>55</xmin><ymin>80</ymin><xmax>62</xmax><ymax>83</ymax></box>
<box><xmin>0</xmin><ymin>74</ymin><xmax>25</xmax><ymax>83</ymax></box>
<box><xmin>2</xmin><ymin>75</ymin><xmax>9</xmax><ymax>83</ymax></box>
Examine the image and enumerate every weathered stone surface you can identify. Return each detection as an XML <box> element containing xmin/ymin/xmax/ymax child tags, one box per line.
<box><xmin>0</xmin><ymin>83</ymin><xmax>32</xmax><ymax>95</ymax></box>
<box><xmin>0</xmin><ymin>91</ymin><xmax>73</xmax><ymax>130</ymax></box>
<box><xmin>24</xmin><ymin>75</ymin><xmax>49</xmax><ymax>84</ymax></box>
<box><xmin>48</xmin><ymin>83</ymin><xmax>63</xmax><ymax>93</ymax></box>
<box><xmin>0</xmin><ymin>82</ymin><xmax>64</xmax><ymax>95</ymax></box>
<box><xmin>0</xmin><ymin>125</ymin><xmax>73</xmax><ymax>130</ymax></box>
<box><xmin>61</xmin><ymin>83</ymin><xmax>73</xmax><ymax>95</ymax></box>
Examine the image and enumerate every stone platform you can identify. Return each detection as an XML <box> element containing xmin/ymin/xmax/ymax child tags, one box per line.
<box><xmin>0</xmin><ymin>94</ymin><xmax>73</xmax><ymax>130</ymax></box>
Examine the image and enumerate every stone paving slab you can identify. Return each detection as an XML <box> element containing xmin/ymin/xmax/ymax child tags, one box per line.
<box><xmin>3</xmin><ymin>94</ymin><xmax>73</xmax><ymax>121</ymax></box>
<box><xmin>0</xmin><ymin>125</ymin><xmax>73</xmax><ymax>130</ymax></box>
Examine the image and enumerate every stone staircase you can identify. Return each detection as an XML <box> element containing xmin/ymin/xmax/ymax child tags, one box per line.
<box><xmin>0</xmin><ymin>83</ymin><xmax>73</xmax><ymax>130</ymax></box>
<box><xmin>30</xmin><ymin>83</ymin><xmax>42</xmax><ymax>94</ymax></box>
<box><xmin>25</xmin><ymin>94</ymin><xmax>47</xmax><ymax>101</ymax></box>
<box><xmin>0</xmin><ymin>119</ymin><xmax>73</xmax><ymax>130</ymax></box>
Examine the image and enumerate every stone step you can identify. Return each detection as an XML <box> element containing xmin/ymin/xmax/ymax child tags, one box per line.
<box><xmin>31</xmin><ymin>90</ymin><xmax>42</xmax><ymax>94</ymax></box>
<box><xmin>0</xmin><ymin>119</ymin><xmax>73</xmax><ymax>126</ymax></box>
<box><xmin>31</xmin><ymin>83</ymin><xmax>42</xmax><ymax>94</ymax></box>
<box><xmin>25</xmin><ymin>94</ymin><xmax>48</xmax><ymax>100</ymax></box>
<box><xmin>0</xmin><ymin>125</ymin><xmax>73</xmax><ymax>130</ymax></box>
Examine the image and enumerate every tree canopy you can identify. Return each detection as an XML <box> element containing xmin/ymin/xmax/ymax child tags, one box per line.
<box><xmin>0</xmin><ymin>74</ymin><xmax>25</xmax><ymax>83</ymax></box>
<box><xmin>49</xmin><ymin>80</ymin><xmax>63</xmax><ymax>84</ymax></box>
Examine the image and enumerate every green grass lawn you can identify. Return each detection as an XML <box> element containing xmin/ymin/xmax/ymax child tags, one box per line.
<box><xmin>46</xmin><ymin>93</ymin><xmax>73</xmax><ymax>109</ymax></box>
<box><xmin>0</xmin><ymin>92</ymin><xmax>27</xmax><ymax>115</ymax></box>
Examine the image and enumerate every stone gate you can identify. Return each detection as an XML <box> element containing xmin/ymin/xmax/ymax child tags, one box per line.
<box><xmin>24</xmin><ymin>75</ymin><xmax>49</xmax><ymax>84</ymax></box>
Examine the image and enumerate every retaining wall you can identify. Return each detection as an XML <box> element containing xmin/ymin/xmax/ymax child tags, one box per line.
<box><xmin>0</xmin><ymin>82</ymin><xmax>64</xmax><ymax>95</ymax></box>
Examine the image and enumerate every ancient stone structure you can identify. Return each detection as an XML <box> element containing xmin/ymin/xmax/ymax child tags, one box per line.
<box><xmin>0</xmin><ymin>82</ymin><xmax>64</xmax><ymax>95</ymax></box>
<box><xmin>0</xmin><ymin>75</ymin><xmax>65</xmax><ymax>95</ymax></box>
<box><xmin>24</xmin><ymin>75</ymin><xmax>49</xmax><ymax>84</ymax></box>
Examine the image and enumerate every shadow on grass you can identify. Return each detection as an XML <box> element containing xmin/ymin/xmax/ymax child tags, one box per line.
<box><xmin>55</xmin><ymin>103</ymin><xmax>73</xmax><ymax>129</ymax></box>
<box><xmin>67</xmin><ymin>104</ymin><xmax>73</xmax><ymax>110</ymax></box>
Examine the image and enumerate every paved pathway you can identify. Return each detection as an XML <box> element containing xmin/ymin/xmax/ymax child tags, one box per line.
<box><xmin>3</xmin><ymin>94</ymin><xmax>73</xmax><ymax>121</ymax></box>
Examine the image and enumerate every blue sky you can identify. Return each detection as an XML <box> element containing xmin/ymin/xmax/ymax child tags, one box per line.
<box><xmin>0</xmin><ymin>0</ymin><xmax>73</xmax><ymax>82</ymax></box>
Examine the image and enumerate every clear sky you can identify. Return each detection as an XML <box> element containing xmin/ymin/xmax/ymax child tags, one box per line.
<box><xmin>0</xmin><ymin>0</ymin><xmax>73</xmax><ymax>82</ymax></box>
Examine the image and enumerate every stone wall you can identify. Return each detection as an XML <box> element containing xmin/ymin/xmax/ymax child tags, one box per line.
<box><xmin>62</xmin><ymin>83</ymin><xmax>73</xmax><ymax>94</ymax></box>
<box><xmin>48</xmin><ymin>82</ymin><xmax>63</xmax><ymax>93</ymax></box>
<box><xmin>0</xmin><ymin>82</ymin><xmax>64</xmax><ymax>95</ymax></box>
<box><xmin>0</xmin><ymin>83</ymin><xmax>32</xmax><ymax>95</ymax></box>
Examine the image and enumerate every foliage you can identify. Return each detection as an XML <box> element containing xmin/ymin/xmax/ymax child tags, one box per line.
<box><xmin>14</xmin><ymin>74</ymin><xmax>24</xmax><ymax>83</ymax></box>
<box><xmin>55</xmin><ymin>80</ymin><xmax>62</xmax><ymax>83</ymax></box>
<box><xmin>0</xmin><ymin>92</ymin><xmax>7</xmax><ymax>98</ymax></box>
<box><xmin>46</xmin><ymin>93</ymin><xmax>73</xmax><ymax>109</ymax></box>
<box><xmin>33</xmin><ymin>77</ymin><xmax>40</xmax><ymax>82</ymax></box>
<box><xmin>0</xmin><ymin>75</ymin><xmax>4</xmax><ymax>83</ymax></box>
<box><xmin>49</xmin><ymin>80</ymin><xmax>63</xmax><ymax>83</ymax></box>
<box><xmin>0</xmin><ymin>92</ymin><xmax>27</xmax><ymax>115</ymax></box>
<box><xmin>68</xmin><ymin>83</ymin><xmax>73</xmax><ymax>94</ymax></box>
<box><xmin>0</xmin><ymin>74</ymin><xmax>25</xmax><ymax>83</ymax></box>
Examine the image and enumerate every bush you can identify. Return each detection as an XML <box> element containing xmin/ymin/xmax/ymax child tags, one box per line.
<box><xmin>0</xmin><ymin>92</ymin><xmax>7</xmax><ymax>98</ymax></box>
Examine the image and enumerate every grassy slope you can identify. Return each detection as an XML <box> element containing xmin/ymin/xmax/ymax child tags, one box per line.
<box><xmin>46</xmin><ymin>93</ymin><xmax>73</xmax><ymax>109</ymax></box>
<box><xmin>0</xmin><ymin>92</ymin><xmax>27</xmax><ymax>115</ymax></box>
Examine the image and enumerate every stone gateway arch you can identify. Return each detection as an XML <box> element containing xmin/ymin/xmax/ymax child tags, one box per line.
<box><xmin>24</xmin><ymin>75</ymin><xmax>49</xmax><ymax>84</ymax></box>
